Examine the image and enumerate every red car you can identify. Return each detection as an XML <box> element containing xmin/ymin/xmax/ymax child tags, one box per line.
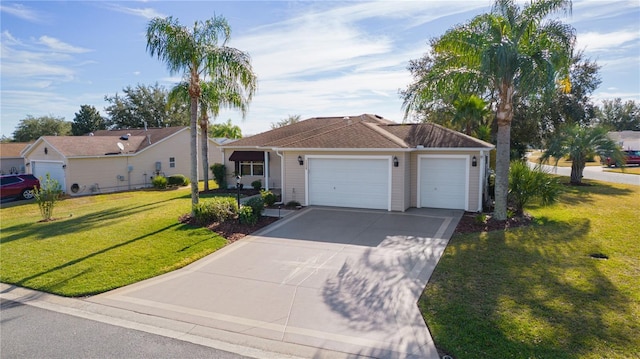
<box><xmin>0</xmin><ymin>174</ymin><xmax>40</xmax><ymax>201</ymax></box>
<box><xmin>603</xmin><ymin>150</ymin><xmax>640</xmax><ymax>167</ymax></box>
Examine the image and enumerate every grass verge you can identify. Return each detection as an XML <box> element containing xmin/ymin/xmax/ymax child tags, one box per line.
<box><xmin>527</xmin><ymin>150</ymin><xmax>602</xmax><ymax>167</ymax></box>
<box><xmin>0</xmin><ymin>186</ymin><xmax>228</xmax><ymax>297</ymax></box>
<box><xmin>420</xmin><ymin>180</ymin><xmax>639</xmax><ymax>359</ymax></box>
<box><xmin>603</xmin><ymin>166</ymin><xmax>640</xmax><ymax>175</ymax></box>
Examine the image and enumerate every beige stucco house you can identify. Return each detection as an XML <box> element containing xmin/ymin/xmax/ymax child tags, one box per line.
<box><xmin>0</xmin><ymin>142</ymin><xmax>31</xmax><ymax>175</ymax></box>
<box><xmin>221</xmin><ymin>114</ymin><xmax>494</xmax><ymax>212</ymax></box>
<box><xmin>21</xmin><ymin>127</ymin><xmax>223</xmax><ymax>196</ymax></box>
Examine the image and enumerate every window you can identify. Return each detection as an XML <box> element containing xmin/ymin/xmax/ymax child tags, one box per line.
<box><xmin>239</xmin><ymin>161</ymin><xmax>264</xmax><ymax>176</ymax></box>
<box><xmin>169</xmin><ymin>157</ymin><xmax>175</xmax><ymax>168</ymax></box>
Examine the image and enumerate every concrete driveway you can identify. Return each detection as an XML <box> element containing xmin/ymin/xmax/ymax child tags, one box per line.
<box><xmin>90</xmin><ymin>207</ymin><xmax>462</xmax><ymax>359</ymax></box>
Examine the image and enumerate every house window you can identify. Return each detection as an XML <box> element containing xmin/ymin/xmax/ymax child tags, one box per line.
<box><xmin>169</xmin><ymin>157</ymin><xmax>175</xmax><ymax>168</ymax></box>
<box><xmin>239</xmin><ymin>161</ymin><xmax>264</xmax><ymax>176</ymax></box>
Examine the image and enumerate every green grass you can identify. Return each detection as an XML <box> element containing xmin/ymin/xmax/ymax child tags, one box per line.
<box><xmin>0</xmin><ymin>185</ymin><xmax>229</xmax><ymax>297</ymax></box>
<box><xmin>604</xmin><ymin>166</ymin><xmax>640</xmax><ymax>175</ymax></box>
<box><xmin>527</xmin><ymin>150</ymin><xmax>602</xmax><ymax>167</ymax></box>
<box><xmin>420</xmin><ymin>180</ymin><xmax>639</xmax><ymax>359</ymax></box>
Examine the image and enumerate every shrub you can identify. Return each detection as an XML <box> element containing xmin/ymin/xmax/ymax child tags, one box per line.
<box><xmin>238</xmin><ymin>206</ymin><xmax>257</xmax><ymax>225</ymax></box>
<box><xmin>152</xmin><ymin>175</ymin><xmax>168</xmax><ymax>189</ymax></box>
<box><xmin>474</xmin><ymin>213</ymin><xmax>488</xmax><ymax>225</ymax></box>
<box><xmin>193</xmin><ymin>197</ymin><xmax>238</xmax><ymax>225</ymax></box>
<box><xmin>251</xmin><ymin>179</ymin><xmax>262</xmax><ymax>190</ymax></box>
<box><xmin>260</xmin><ymin>190</ymin><xmax>277</xmax><ymax>207</ymax></box>
<box><xmin>211</xmin><ymin>163</ymin><xmax>226</xmax><ymax>189</ymax></box>
<box><xmin>508</xmin><ymin>160</ymin><xmax>562</xmax><ymax>215</ymax></box>
<box><xmin>167</xmin><ymin>174</ymin><xmax>189</xmax><ymax>186</ymax></box>
<box><xmin>33</xmin><ymin>173</ymin><xmax>63</xmax><ymax>221</ymax></box>
<box><xmin>285</xmin><ymin>200</ymin><xmax>301</xmax><ymax>208</ymax></box>
<box><xmin>244</xmin><ymin>196</ymin><xmax>264</xmax><ymax>218</ymax></box>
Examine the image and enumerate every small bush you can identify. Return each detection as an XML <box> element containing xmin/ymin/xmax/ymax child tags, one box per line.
<box><xmin>285</xmin><ymin>200</ymin><xmax>301</xmax><ymax>208</ymax></box>
<box><xmin>167</xmin><ymin>174</ymin><xmax>189</xmax><ymax>186</ymax></box>
<box><xmin>193</xmin><ymin>197</ymin><xmax>238</xmax><ymax>225</ymax></box>
<box><xmin>33</xmin><ymin>173</ymin><xmax>63</xmax><ymax>221</ymax></box>
<box><xmin>260</xmin><ymin>190</ymin><xmax>277</xmax><ymax>207</ymax></box>
<box><xmin>508</xmin><ymin>160</ymin><xmax>562</xmax><ymax>215</ymax></box>
<box><xmin>211</xmin><ymin>164</ymin><xmax>226</xmax><ymax>189</ymax></box>
<box><xmin>474</xmin><ymin>213</ymin><xmax>488</xmax><ymax>225</ymax></box>
<box><xmin>152</xmin><ymin>175</ymin><xmax>168</xmax><ymax>189</ymax></box>
<box><xmin>238</xmin><ymin>206</ymin><xmax>257</xmax><ymax>225</ymax></box>
<box><xmin>251</xmin><ymin>180</ymin><xmax>262</xmax><ymax>190</ymax></box>
<box><xmin>244</xmin><ymin>196</ymin><xmax>264</xmax><ymax>218</ymax></box>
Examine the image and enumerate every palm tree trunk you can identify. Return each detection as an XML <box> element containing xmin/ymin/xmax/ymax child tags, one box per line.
<box><xmin>200</xmin><ymin>116</ymin><xmax>209</xmax><ymax>192</ymax></box>
<box><xmin>189</xmin><ymin>96</ymin><xmax>199</xmax><ymax>215</ymax></box>
<box><xmin>570</xmin><ymin>160</ymin><xmax>583</xmax><ymax>184</ymax></box>
<box><xmin>494</xmin><ymin>123</ymin><xmax>510</xmax><ymax>220</ymax></box>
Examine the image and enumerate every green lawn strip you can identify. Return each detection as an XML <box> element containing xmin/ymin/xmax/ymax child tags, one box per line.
<box><xmin>1</xmin><ymin>187</ymin><xmax>228</xmax><ymax>297</ymax></box>
<box><xmin>527</xmin><ymin>151</ymin><xmax>602</xmax><ymax>167</ymax></box>
<box><xmin>420</xmin><ymin>180</ymin><xmax>639</xmax><ymax>359</ymax></box>
<box><xmin>603</xmin><ymin>167</ymin><xmax>640</xmax><ymax>175</ymax></box>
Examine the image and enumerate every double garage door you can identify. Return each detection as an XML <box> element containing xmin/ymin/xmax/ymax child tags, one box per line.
<box><xmin>307</xmin><ymin>157</ymin><xmax>390</xmax><ymax>210</ymax></box>
<box><xmin>32</xmin><ymin>161</ymin><xmax>66</xmax><ymax>192</ymax></box>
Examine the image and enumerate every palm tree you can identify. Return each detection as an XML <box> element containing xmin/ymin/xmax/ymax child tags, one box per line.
<box><xmin>169</xmin><ymin>78</ymin><xmax>252</xmax><ymax>191</ymax></box>
<box><xmin>209</xmin><ymin>119</ymin><xmax>242</xmax><ymax>139</ymax></box>
<box><xmin>541</xmin><ymin>124</ymin><xmax>624</xmax><ymax>184</ymax></box>
<box><xmin>451</xmin><ymin>94</ymin><xmax>490</xmax><ymax>136</ymax></box>
<box><xmin>147</xmin><ymin>16</ymin><xmax>257</xmax><ymax>213</ymax></box>
<box><xmin>402</xmin><ymin>0</ymin><xmax>575</xmax><ymax>220</ymax></box>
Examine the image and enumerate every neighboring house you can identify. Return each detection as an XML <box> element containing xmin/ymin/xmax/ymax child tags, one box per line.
<box><xmin>608</xmin><ymin>131</ymin><xmax>640</xmax><ymax>150</ymax></box>
<box><xmin>221</xmin><ymin>114</ymin><xmax>494</xmax><ymax>212</ymax></box>
<box><xmin>21</xmin><ymin>127</ymin><xmax>224</xmax><ymax>196</ymax></box>
<box><xmin>0</xmin><ymin>142</ymin><xmax>31</xmax><ymax>175</ymax></box>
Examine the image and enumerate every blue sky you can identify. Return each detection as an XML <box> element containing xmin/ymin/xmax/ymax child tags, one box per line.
<box><xmin>1</xmin><ymin>1</ymin><xmax>639</xmax><ymax>138</ymax></box>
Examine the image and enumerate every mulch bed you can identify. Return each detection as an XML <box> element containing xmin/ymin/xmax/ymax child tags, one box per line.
<box><xmin>454</xmin><ymin>212</ymin><xmax>534</xmax><ymax>235</ymax></box>
<box><xmin>179</xmin><ymin>213</ymin><xmax>280</xmax><ymax>243</ymax></box>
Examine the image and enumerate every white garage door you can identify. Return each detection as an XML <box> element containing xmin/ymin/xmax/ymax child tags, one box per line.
<box><xmin>420</xmin><ymin>157</ymin><xmax>467</xmax><ymax>210</ymax></box>
<box><xmin>32</xmin><ymin>161</ymin><xmax>66</xmax><ymax>192</ymax></box>
<box><xmin>308</xmin><ymin>157</ymin><xmax>390</xmax><ymax>210</ymax></box>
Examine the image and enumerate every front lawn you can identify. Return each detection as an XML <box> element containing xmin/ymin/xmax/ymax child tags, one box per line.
<box><xmin>420</xmin><ymin>180</ymin><xmax>639</xmax><ymax>358</ymax></box>
<box><xmin>0</xmin><ymin>187</ymin><xmax>228</xmax><ymax>297</ymax></box>
<box><xmin>527</xmin><ymin>150</ymin><xmax>602</xmax><ymax>167</ymax></box>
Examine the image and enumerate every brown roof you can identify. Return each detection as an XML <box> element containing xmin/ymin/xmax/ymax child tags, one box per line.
<box><xmin>40</xmin><ymin>136</ymin><xmax>147</xmax><ymax>157</ymax></box>
<box><xmin>225</xmin><ymin>114</ymin><xmax>493</xmax><ymax>149</ymax></box>
<box><xmin>0</xmin><ymin>142</ymin><xmax>31</xmax><ymax>158</ymax></box>
<box><xmin>90</xmin><ymin>126</ymin><xmax>187</xmax><ymax>151</ymax></box>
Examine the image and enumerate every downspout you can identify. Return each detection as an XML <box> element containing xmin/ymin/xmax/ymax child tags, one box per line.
<box><xmin>264</xmin><ymin>151</ymin><xmax>269</xmax><ymax>191</ymax></box>
<box><xmin>478</xmin><ymin>150</ymin><xmax>485</xmax><ymax>212</ymax></box>
<box><xmin>274</xmin><ymin>148</ymin><xmax>284</xmax><ymax>203</ymax></box>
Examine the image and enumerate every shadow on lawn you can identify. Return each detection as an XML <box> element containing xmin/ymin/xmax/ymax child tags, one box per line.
<box><xmin>420</xmin><ymin>218</ymin><xmax>635</xmax><ymax>358</ymax></box>
<box><xmin>554</xmin><ymin>180</ymin><xmax>634</xmax><ymax>206</ymax></box>
<box><xmin>0</xmin><ymin>196</ymin><xmax>181</xmax><ymax>244</ymax></box>
<box><xmin>10</xmin><ymin>222</ymin><xmax>181</xmax><ymax>296</ymax></box>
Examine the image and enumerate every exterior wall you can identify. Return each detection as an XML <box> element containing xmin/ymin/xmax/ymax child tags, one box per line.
<box><xmin>0</xmin><ymin>157</ymin><xmax>25</xmax><ymax>175</ymax></box>
<box><xmin>409</xmin><ymin>150</ymin><xmax>483</xmax><ymax>211</ymax></box>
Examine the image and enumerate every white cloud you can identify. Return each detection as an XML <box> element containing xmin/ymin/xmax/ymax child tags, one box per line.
<box><xmin>0</xmin><ymin>3</ymin><xmax>43</xmax><ymax>22</ymax></box>
<box><xmin>106</xmin><ymin>4</ymin><xmax>164</xmax><ymax>19</ymax></box>
<box><xmin>38</xmin><ymin>36</ymin><xmax>92</xmax><ymax>53</ymax></box>
<box><xmin>577</xmin><ymin>29</ymin><xmax>639</xmax><ymax>52</ymax></box>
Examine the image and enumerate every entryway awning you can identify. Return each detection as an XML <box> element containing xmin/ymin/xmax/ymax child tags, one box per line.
<box><xmin>229</xmin><ymin>151</ymin><xmax>264</xmax><ymax>162</ymax></box>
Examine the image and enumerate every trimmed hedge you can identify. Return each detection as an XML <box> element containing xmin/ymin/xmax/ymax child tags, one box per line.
<box><xmin>167</xmin><ymin>174</ymin><xmax>190</xmax><ymax>186</ymax></box>
<box><xmin>193</xmin><ymin>197</ymin><xmax>238</xmax><ymax>225</ymax></box>
<box><xmin>152</xmin><ymin>176</ymin><xmax>168</xmax><ymax>189</ymax></box>
<box><xmin>261</xmin><ymin>190</ymin><xmax>277</xmax><ymax>207</ymax></box>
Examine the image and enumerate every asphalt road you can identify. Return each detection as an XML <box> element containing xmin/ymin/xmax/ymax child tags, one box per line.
<box><xmin>0</xmin><ymin>299</ymin><xmax>250</xmax><ymax>359</ymax></box>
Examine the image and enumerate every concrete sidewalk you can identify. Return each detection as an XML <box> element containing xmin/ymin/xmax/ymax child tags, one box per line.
<box><xmin>3</xmin><ymin>207</ymin><xmax>462</xmax><ymax>359</ymax></box>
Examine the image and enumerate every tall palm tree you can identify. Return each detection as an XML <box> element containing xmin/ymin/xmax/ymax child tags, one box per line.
<box><xmin>541</xmin><ymin>124</ymin><xmax>624</xmax><ymax>184</ymax></box>
<box><xmin>402</xmin><ymin>0</ymin><xmax>575</xmax><ymax>220</ymax></box>
<box><xmin>451</xmin><ymin>94</ymin><xmax>490</xmax><ymax>136</ymax></box>
<box><xmin>147</xmin><ymin>16</ymin><xmax>256</xmax><ymax>213</ymax></box>
<box><xmin>209</xmin><ymin>119</ymin><xmax>242</xmax><ymax>139</ymax></box>
<box><xmin>169</xmin><ymin>78</ymin><xmax>252</xmax><ymax>191</ymax></box>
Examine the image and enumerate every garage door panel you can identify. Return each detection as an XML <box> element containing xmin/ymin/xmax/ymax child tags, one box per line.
<box><xmin>308</xmin><ymin>158</ymin><xmax>389</xmax><ymax>210</ymax></box>
<box><xmin>32</xmin><ymin>161</ymin><xmax>66</xmax><ymax>192</ymax></box>
<box><xmin>420</xmin><ymin>157</ymin><xmax>466</xmax><ymax>210</ymax></box>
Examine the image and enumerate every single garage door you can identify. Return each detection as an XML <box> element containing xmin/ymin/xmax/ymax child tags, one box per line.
<box><xmin>420</xmin><ymin>157</ymin><xmax>467</xmax><ymax>210</ymax></box>
<box><xmin>308</xmin><ymin>157</ymin><xmax>390</xmax><ymax>210</ymax></box>
<box><xmin>32</xmin><ymin>161</ymin><xmax>66</xmax><ymax>192</ymax></box>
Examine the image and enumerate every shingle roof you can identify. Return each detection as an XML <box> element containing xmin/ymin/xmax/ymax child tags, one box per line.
<box><xmin>225</xmin><ymin>114</ymin><xmax>493</xmax><ymax>149</ymax></box>
<box><xmin>90</xmin><ymin>126</ymin><xmax>187</xmax><ymax>151</ymax></box>
<box><xmin>40</xmin><ymin>136</ymin><xmax>147</xmax><ymax>157</ymax></box>
<box><xmin>0</xmin><ymin>142</ymin><xmax>31</xmax><ymax>158</ymax></box>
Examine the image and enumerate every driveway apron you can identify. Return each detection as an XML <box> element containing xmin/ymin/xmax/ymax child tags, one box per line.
<box><xmin>90</xmin><ymin>207</ymin><xmax>462</xmax><ymax>359</ymax></box>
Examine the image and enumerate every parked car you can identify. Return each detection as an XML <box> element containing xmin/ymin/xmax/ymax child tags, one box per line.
<box><xmin>603</xmin><ymin>150</ymin><xmax>640</xmax><ymax>167</ymax></box>
<box><xmin>0</xmin><ymin>174</ymin><xmax>40</xmax><ymax>201</ymax></box>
